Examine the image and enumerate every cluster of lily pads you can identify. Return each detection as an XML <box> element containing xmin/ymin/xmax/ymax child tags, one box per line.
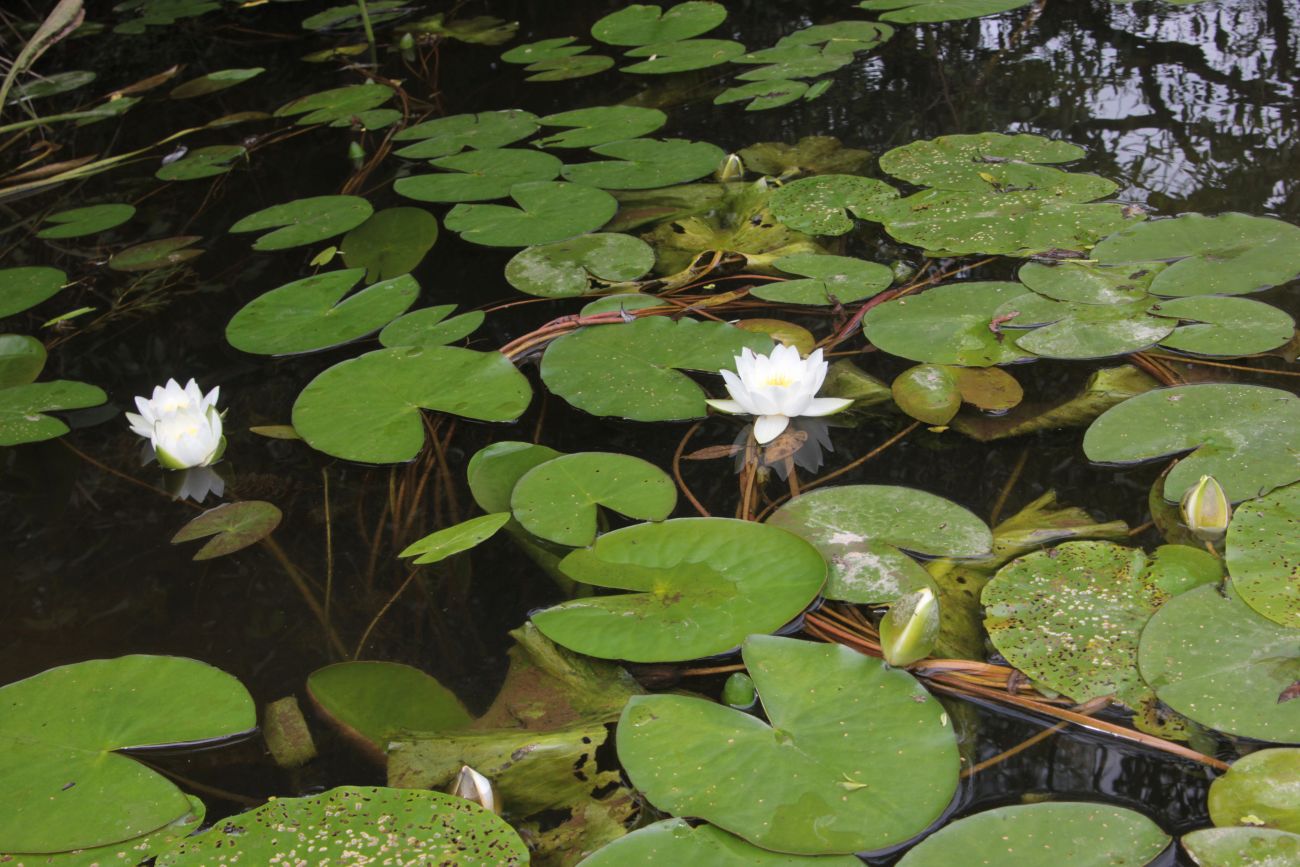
<box><xmin>1</xmin><ymin>0</ymin><xmax>1298</xmax><ymax>865</ymax></box>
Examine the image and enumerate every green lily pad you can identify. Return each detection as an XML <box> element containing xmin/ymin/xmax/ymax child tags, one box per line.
<box><xmin>623</xmin><ymin>39</ymin><xmax>747</xmax><ymax>73</ymax></box>
<box><xmin>155</xmin><ymin>786</ymin><xmax>525</xmax><ymax>866</ymax></box>
<box><xmin>36</xmin><ymin>204</ymin><xmax>135</xmax><ymax>240</ymax></box>
<box><xmin>273</xmin><ymin>83</ymin><xmax>394</xmax><ymax>125</ymax></box>
<box><xmin>11</xmin><ymin>70</ymin><xmax>97</xmax><ymax>101</ymax></box>
<box><xmin>379</xmin><ymin>305</ymin><xmax>484</xmax><ymax>347</ymax></box>
<box><xmin>445</xmin><ymin>181</ymin><xmax>617</xmax><ymax>247</ymax></box>
<box><xmin>399</xmin><ymin>512</ymin><xmax>511</xmax><ymax>566</ymax></box>
<box><xmin>863</xmin><ymin>281</ymin><xmax>1034</xmax><ymax>367</ymax></box>
<box><xmin>292</xmin><ymin>346</ymin><xmax>532</xmax><ymax>463</ymax></box>
<box><xmin>170</xmin><ymin>500</ymin><xmax>282</xmax><ymax>560</ymax></box>
<box><xmin>0</xmin><ymin>380</ymin><xmax>107</xmax><ymax>445</ymax></box>
<box><xmin>534</xmin><ymin>519</ymin><xmax>825</xmax><ymax>662</ymax></box>
<box><xmin>540</xmin><ymin>315</ymin><xmax>772</xmax><ymax>421</ymax></box>
<box><xmin>505</xmin><ymin>233</ymin><xmax>655</xmax><ymax>298</ymax></box>
<box><xmin>769</xmin><ymin>485</ymin><xmax>991</xmax><ymax>604</ymax></box>
<box><xmin>300</xmin><ymin>1</ymin><xmax>406</xmax><ymax>30</ymax></box>
<box><xmin>169</xmin><ymin>67</ymin><xmax>264</xmax><ymax>99</ymax></box>
<box><xmin>393</xmin><ymin>110</ymin><xmax>539</xmax><ymax>160</ymax></box>
<box><xmin>983</xmin><ymin>541</ymin><xmax>1221</xmax><ymax>707</ymax></box>
<box><xmin>1226</xmin><ymin>482</ymin><xmax>1300</xmax><ymax>628</ymax></box>
<box><xmin>1209</xmin><ymin>749</ymin><xmax>1300</xmax><ymax>833</ymax></box>
<box><xmin>778</xmin><ymin>20</ymin><xmax>895</xmax><ymax>53</ymax></box>
<box><xmin>534</xmin><ymin>106</ymin><xmax>666</xmax><ymax>148</ymax></box>
<box><xmin>769</xmin><ymin>174</ymin><xmax>899</xmax><ymax>236</ymax></box>
<box><xmin>1092</xmin><ymin>213</ymin><xmax>1300</xmax><ymax>297</ymax></box>
<box><xmin>0</xmin><ymin>655</ymin><xmax>254</xmax><ymax>852</ymax></box>
<box><xmin>230</xmin><ymin>196</ymin><xmax>373</xmax><ymax>251</ymax></box>
<box><xmin>501</xmin><ymin>36</ymin><xmax>588</xmax><ymax>64</ymax></box>
<box><xmin>591</xmin><ymin>2</ymin><xmax>727</xmax><ymax>45</ymax></box>
<box><xmin>306</xmin><ymin>662</ymin><xmax>472</xmax><ymax>757</ymax></box>
<box><xmin>107</xmin><ymin>236</ymin><xmax>203</xmax><ymax>271</ymax></box>
<box><xmin>525</xmin><ymin>54</ymin><xmax>616</xmax><ymax>81</ymax></box>
<box><xmin>732</xmin><ymin>45</ymin><xmax>853</xmax><ymax>82</ymax></box>
<box><xmin>895</xmin><ymin>802</ymin><xmax>1169</xmax><ymax>866</ymax></box>
<box><xmin>618</xmin><ymin>635</ymin><xmax>959</xmax><ymax>853</ymax></box>
<box><xmin>578</xmin><ymin>819</ymin><xmax>864</xmax><ymax>866</ymax></box>
<box><xmin>994</xmin><ymin>292</ymin><xmax>1174</xmax><ymax>359</ymax></box>
<box><xmin>858</xmin><ymin>0</ymin><xmax>1035</xmax><ymax>23</ymax></box>
<box><xmin>468</xmin><ymin>441</ymin><xmax>565</xmax><ymax>513</ymax></box>
<box><xmin>562</xmin><ymin>139</ymin><xmax>725</xmax><ymax>190</ymax></box>
<box><xmin>154</xmin><ymin>145</ymin><xmax>246</xmax><ymax>181</ymax></box>
<box><xmin>1083</xmin><ymin>384</ymin><xmax>1300</xmax><ymax>503</ymax></box>
<box><xmin>16</xmin><ymin>797</ymin><xmax>206</xmax><ymax>867</ymax></box>
<box><xmin>892</xmin><ymin>363</ymin><xmax>961</xmax><ymax>424</ymax></box>
<box><xmin>738</xmin><ymin>136</ymin><xmax>874</xmax><ymax>178</ymax></box>
<box><xmin>0</xmin><ymin>334</ymin><xmax>46</xmax><ymax>388</ymax></box>
<box><xmin>396</xmin><ymin>149</ymin><xmax>562</xmax><ymax>203</ymax></box>
<box><xmin>715</xmin><ymin>79</ymin><xmax>809</xmax><ymax>111</ymax></box>
<box><xmin>1137</xmin><ymin>582</ymin><xmax>1300</xmax><ymax>741</ymax></box>
<box><xmin>510</xmin><ymin>452</ymin><xmax>676</xmax><ymax>547</ymax></box>
<box><xmin>753</xmin><ymin>254</ymin><xmax>894</xmax><ymax>305</ymax></box>
<box><xmin>878</xmin><ymin>132</ymin><xmax>1110</xmax><ymax>196</ymax></box>
<box><xmin>1018</xmin><ymin>260</ymin><xmax>1161</xmax><ymax>304</ymax></box>
<box><xmin>1183</xmin><ymin>827</ymin><xmax>1300</xmax><ymax>867</ymax></box>
<box><xmin>339</xmin><ymin>207</ymin><xmax>439</xmax><ymax>282</ymax></box>
<box><xmin>226</xmin><ymin>269</ymin><xmax>418</xmax><ymax>356</ymax></box>
<box><xmin>1151</xmin><ymin>296</ymin><xmax>1295</xmax><ymax>357</ymax></box>
<box><xmin>0</xmin><ymin>267</ymin><xmax>66</xmax><ymax>318</ymax></box>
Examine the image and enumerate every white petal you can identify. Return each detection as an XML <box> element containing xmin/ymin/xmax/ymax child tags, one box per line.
<box><xmin>124</xmin><ymin>412</ymin><xmax>152</xmax><ymax>439</ymax></box>
<box><xmin>801</xmin><ymin>397</ymin><xmax>855</xmax><ymax>417</ymax></box>
<box><xmin>202</xmin><ymin>385</ymin><xmax>220</xmax><ymax>409</ymax></box>
<box><xmin>746</xmin><ymin>383</ymin><xmax>784</xmax><ymax>416</ymax></box>
<box><xmin>705</xmin><ymin>399</ymin><xmax>745</xmax><ymax>414</ymax></box>
<box><xmin>753</xmin><ymin>414</ymin><xmax>790</xmax><ymax>444</ymax></box>
<box><xmin>720</xmin><ymin>369</ymin><xmax>756</xmax><ymax>412</ymax></box>
<box><xmin>805</xmin><ymin>348</ymin><xmax>829</xmax><ymax>394</ymax></box>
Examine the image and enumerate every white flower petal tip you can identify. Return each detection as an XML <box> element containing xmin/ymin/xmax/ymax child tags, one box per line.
<box><xmin>705</xmin><ymin>399</ymin><xmax>746</xmax><ymax>414</ymax></box>
<box><xmin>753</xmin><ymin>414</ymin><xmax>791</xmax><ymax>444</ymax></box>
<box><xmin>802</xmin><ymin>397</ymin><xmax>855</xmax><ymax>417</ymax></box>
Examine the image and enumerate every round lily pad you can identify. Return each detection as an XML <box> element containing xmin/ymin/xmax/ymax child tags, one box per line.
<box><xmin>562</xmin><ymin>139</ymin><xmax>725</xmax><ymax>190</ymax></box>
<box><xmin>892</xmin><ymin>363</ymin><xmax>961</xmax><ymax>425</ymax></box>
<box><xmin>379</xmin><ymin>305</ymin><xmax>484</xmax><ymax>347</ymax></box>
<box><xmin>753</xmin><ymin>253</ymin><xmax>894</xmax><ymax>305</ymax></box>
<box><xmin>399</xmin><ymin>512</ymin><xmax>511</xmax><ymax>566</ymax></box>
<box><xmin>155</xmin><ymin>786</ymin><xmax>525</xmax><ymax>866</ymax></box>
<box><xmin>895</xmin><ymin>802</ymin><xmax>1170</xmax><ymax>866</ymax></box>
<box><xmin>534</xmin><ymin>106</ymin><xmax>666</xmax><ymax>148</ymax></box>
<box><xmin>0</xmin><ymin>334</ymin><xmax>46</xmax><ymax>388</ymax></box>
<box><xmin>292</xmin><ymin>346</ymin><xmax>532</xmax><ymax>463</ymax></box>
<box><xmin>0</xmin><ymin>266</ymin><xmax>66</xmax><ymax>318</ymax></box>
<box><xmin>858</xmin><ymin>0</ymin><xmax>1035</xmax><ymax>24</ymax></box>
<box><xmin>533</xmin><ymin>519</ymin><xmax>825</xmax><ymax>662</ymax></box>
<box><xmin>108</xmin><ymin>236</ymin><xmax>203</xmax><ymax>271</ymax></box>
<box><xmin>863</xmin><ymin>281</ymin><xmax>1034</xmax><ymax>367</ymax></box>
<box><xmin>306</xmin><ymin>662</ymin><xmax>471</xmax><ymax>755</ymax></box>
<box><xmin>540</xmin><ymin>315</ymin><xmax>772</xmax><ymax>421</ymax></box>
<box><xmin>617</xmin><ymin>635</ymin><xmax>959</xmax><ymax>853</ymax></box>
<box><xmin>769</xmin><ymin>174</ymin><xmax>899</xmax><ymax>236</ymax></box>
<box><xmin>36</xmin><ymin>204</ymin><xmax>135</xmax><ymax>239</ymax></box>
<box><xmin>169</xmin><ymin>67</ymin><xmax>264</xmax><ymax>99</ymax></box>
<box><xmin>170</xmin><ymin>500</ymin><xmax>283</xmax><ymax>560</ymax></box>
<box><xmin>1092</xmin><ymin>212</ymin><xmax>1300</xmax><ymax>297</ymax></box>
<box><xmin>878</xmin><ymin>132</ymin><xmax>1109</xmax><ymax>196</ymax></box>
<box><xmin>445</xmin><ymin>181</ymin><xmax>617</xmax><ymax>247</ymax></box>
<box><xmin>0</xmin><ymin>655</ymin><xmax>255</xmax><ymax>853</ymax></box>
<box><xmin>622</xmin><ymin>39</ymin><xmax>747</xmax><ymax>73</ymax></box>
<box><xmin>769</xmin><ymin>484</ymin><xmax>990</xmax><ymax>604</ymax></box>
<box><xmin>1018</xmin><ymin>260</ymin><xmax>1161</xmax><ymax>305</ymax></box>
<box><xmin>511</xmin><ymin>452</ymin><xmax>677</xmax><ymax>547</ymax></box>
<box><xmin>1137</xmin><ymin>582</ymin><xmax>1300</xmax><ymax>741</ymax></box>
<box><xmin>577</xmin><ymin>819</ymin><xmax>863</xmax><ymax>866</ymax></box>
<box><xmin>229</xmin><ymin>195</ymin><xmax>373</xmax><ymax>250</ymax></box>
<box><xmin>1226</xmin><ymin>482</ymin><xmax>1300</xmax><ymax>628</ymax></box>
<box><xmin>1082</xmin><ymin>383</ymin><xmax>1300</xmax><ymax>504</ymax></box>
<box><xmin>1183</xmin><ymin>827</ymin><xmax>1300</xmax><ymax>867</ymax></box>
<box><xmin>505</xmin><ymin>233</ymin><xmax>655</xmax><ymax>298</ymax></box>
<box><xmin>995</xmin><ymin>292</ymin><xmax>1174</xmax><ymax>359</ymax></box>
<box><xmin>339</xmin><ymin>207</ymin><xmax>438</xmax><ymax>282</ymax></box>
<box><xmin>0</xmin><ymin>380</ymin><xmax>107</xmax><ymax>445</ymax></box>
<box><xmin>225</xmin><ymin>269</ymin><xmax>418</xmax><ymax>356</ymax></box>
<box><xmin>591</xmin><ymin>2</ymin><xmax>727</xmax><ymax>46</ymax></box>
<box><xmin>395</xmin><ymin>149</ymin><xmax>562</xmax><ymax>203</ymax></box>
<box><xmin>393</xmin><ymin>110</ymin><xmax>539</xmax><ymax>160</ymax></box>
<box><xmin>1151</xmin><ymin>296</ymin><xmax>1295</xmax><ymax>357</ymax></box>
<box><xmin>1209</xmin><ymin>748</ymin><xmax>1300</xmax><ymax>833</ymax></box>
<box><xmin>273</xmin><ymin>83</ymin><xmax>394</xmax><ymax>125</ymax></box>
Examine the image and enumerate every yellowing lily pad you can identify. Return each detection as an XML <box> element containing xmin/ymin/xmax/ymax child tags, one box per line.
<box><xmin>1226</xmin><ymin>482</ymin><xmax>1300</xmax><ymax>628</ymax></box>
<box><xmin>1182</xmin><ymin>827</ymin><xmax>1300</xmax><ymax>867</ymax></box>
<box><xmin>1209</xmin><ymin>749</ymin><xmax>1300</xmax><ymax>833</ymax></box>
<box><xmin>0</xmin><ymin>334</ymin><xmax>46</xmax><ymax>388</ymax></box>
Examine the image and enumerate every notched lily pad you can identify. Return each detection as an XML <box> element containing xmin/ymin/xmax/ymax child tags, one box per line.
<box><xmin>169</xmin><ymin>67</ymin><xmax>264</xmax><ymax>99</ymax></box>
<box><xmin>108</xmin><ymin>236</ymin><xmax>203</xmax><ymax>271</ymax></box>
<box><xmin>562</xmin><ymin>139</ymin><xmax>725</xmax><ymax>190</ymax></box>
<box><xmin>340</xmin><ymin>207</ymin><xmax>439</xmax><ymax>282</ymax></box>
<box><xmin>994</xmin><ymin>291</ymin><xmax>1174</xmax><ymax>359</ymax></box>
<box><xmin>859</xmin><ymin>0</ymin><xmax>1035</xmax><ymax>24</ymax></box>
<box><xmin>534</xmin><ymin>106</ymin><xmax>666</xmax><ymax>148</ymax></box>
<box><xmin>273</xmin><ymin>83</ymin><xmax>394</xmax><ymax>125</ymax></box>
<box><xmin>155</xmin><ymin>145</ymin><xmax>246</xmax><ymax>181</ymax></box>
<box><xmin>445</xmin><ymin>181</ymin><xmax>617</xmax><ymax>247</ymax></box>
<box><xmin>753</xmin><ymin>253</ymin><xmax>893</xmax><ymax>306</ymax></box>
<box><xmin>229</xmin><ymin>196</ymin><xmax>373</xmax><ymax>251</ymax></box>
<box><xmin>395</xmin><ymin>149</ymin><xmax>562</xmax><ymax>203</ymax></box>
<box><xmin>622</xmin><ymin>39</ymin><xmax>747</xmax><ymax>74</ymax></box>
<box><xmin>378</xmin><ymin>305</ymin><xmax>484</xmax><ymax>348</ymax></box>
<box><xmin>37</xmin><ymin>204</ymin><xmax>135</xmax><ymax>240</ymax></box>
<box><xmin>1151</xmin><ymin>295</ymin><xmax>1295</xmax><ymax>357</ymax></box>
<box><xmin>170</xmin><ymin>500</ymin><xmax>283</xmax><ymax>560</ymax></box>
<box><xmin>591</xmin><ymin>2</ymin><xmax>727</xmax><ymax>46</ymax></box>
<box><xmin>393</xmin><ymin>110</ymin><xmax>539</xmax><ymax>160</ymax></box>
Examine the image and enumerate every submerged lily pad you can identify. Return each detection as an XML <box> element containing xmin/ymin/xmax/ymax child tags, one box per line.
<box><xmin>1208</xmin><ymin>748</ymin><xmax>1300</xmax><ymax>833</ymax></box>
<box><xmin>1137</xmin><ymin>582</ymin><xmax>1300</xmax><ymax>741</ymax></box>
<box><xmin>229</xmin><ymin>196</ymin><xmax>373</xmax><ymax>251</ymax></box>
<box><xmin>339</xmin><ymin>207</ymin><xmax>439</xmax><ymax>282</ymax></box>
<box><xmin>0</xmin><ymin>380</ymin><xmax>107</xmax><ymax>445</ymax></box>
<box><xmin>618</xmin><ymin>636</ymin><xmax>959</xmax><ymax>853</ymax></box>
<box><xmin>578</xmin><ymin>819</ymin><xmax>863</xmax><ymax>866</ymax></box>
<box><xmin>754</xmin><ymin>253</ymin><xmax>894</xmax><ymax>306</ymax></box>
<box><xmin>170</xmin><ymin>500</ymin><xmax>283</xmax><ymax>560</ymax></box>
<box><xmin>393</xmin><ymin>110</ymin><xmax>539</xmax><ymax>160</ymax></box>
<box><xmin>511</xmin><ymin>452</ymin><xmax>677</xmax><ymax>547</ymax></box>
<box><xmin>445</xmin><ymin>181</ymin><xmax>617</xmax><ymax>247</ymax></box>
<box><xmin>156</xmin><ymin>786</ymin><xmax>525</xmax><ymax>866</ymax></box>
<box><xmin>154</xmin><ymin>145</ymin><xmax>246</xmax><ymax>181</ymax></box>
<box><xmin>533</xmin><ymin>519</ymin><xmax>825</xmax><ymax>662</ymax></box>
<box><xmin>378</xmin><ymin>305</ymin><xmax>484</xmax><ymax>348</ymax></box>
<box><xmin>1150</xmin><ymin>295</ymin><xmax>1295</xmax><ymax>357</ymax></box>
<box><xmin>591</xmin><ymin>2</ymin><xmax>727</xmax><ymax>45</ymax></box>
<box><xmin>226</xmin><ymin>269</ymin><xmax>418</xmax><ymax>356</ymax></box>
<box><xmin>738</xmin><ymin>136</ymin><xmax>873</xmax><ymax>178</ymax></box>
<box><xmin>769</xmin><ymin>485</ymin><xmax>991</xmax><ymax>604</ymax></box>
<box><xmin>396</xmin><ymin>149</ymin><xmax>562</xmax><ymax>203</ymax></box>
<box><xmin>622</xmin><ymin>39</ymin><xmax>747</xmax><ymax>73</ymax></box>
<box><xmin>769</xmin><ymin>174</ymin><xmax>899</xmax><ymax>236</ymax></box>
<box><xmin>1226</xmin><ymin>482</ymin><xmax>1300</xmax><ymax>628</ymax></box>
<box><xmin>540</xmin><ymin>315</ymin><xmax>772</xmax><ymax>421</ymax></box>
<box><xmin>858</xmin><ymin>0</ymin><xmax>1035</xmax><ymax>23</ymax></box>
<box><xmin>273</xmin><ymin>83</ymin><xmax>394</xmax><ymax>125</ymax></box>
<box><xmin>1182</xmin><ymin>827</ymin><xmax>1300</xmax><ymax>867</ymax></box>
<box><xmin>37</xmin><ymin>205</ymin><xmax>135</xmax><ymax>240</ymax></box>
<box><xmin>0</xmin><ymin>266</ymin><xmax>66</xmax><ymax>318</ymax></box>
<box><xmin>292</xmin><ymin>347</ymin><xmax>532</xmax><ymax>463</ymax></box>
<box><xmin>994</xmin><ymin>292</ymin><xmax>1173</xmax><ymax>359</ymax></box>
<box><xmin>505</xmin><ymin>233</ymin><xmax>655</xmax><ymax>298</ymax></box>
<box><xmin>562</xmin><ymin>139</ymin><xmax>724</xmax><ymax>190</ymax></box>
<box><xmin>534</xmin><ymin>106</ymin><xmax>666</xmax><ymax>148</ymax></box>
<box><xmin>0</xmin><ymin>655</ymin><xmax>254</xmax><ymax>852</ymax></box>
<box><xmin>108</xmin><ymin>236</ymin><xmax>203</xmax><ymax>271</ymax></box>
<box><xmin>1083</xmin><ymin>384</ymin><xmax>1300</xmax><ymax>503</ymax></box>
<box><xmin>863</xmin><ymin>281</ymin><xmax>1034</xmax><ymax>366</ymax></box>
<box><xmin>895</xmin><ymin>802</ymin><xmax>1169</xmax><ymax>866</ymax></box>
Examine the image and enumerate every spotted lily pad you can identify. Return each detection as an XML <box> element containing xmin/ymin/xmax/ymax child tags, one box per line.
<box><xmin>983</xmin><ymin>541</ymin><xmax>1221</xmax><ymax>707</ymax></box>
<box><xmin>534</xmin><ymin>106</ymin><xmax>666</xmax><ymax>148</ymax></box>
<box><xmin>858</xmin><ymin>0</ymin><xmax>1035</xmax><ymax>23</ymax></box>
<box><xmin>108</xmin><ymin>236</ymin><xmax>203</xmax><ymax>271</ymax></box>
<box><xmin>1092</xmin><ymin>213</ymin><xmax>1300</xmax><ymax>297</ymax></box>
<box><xmin>0</xmin><ymin>655</ymin><xmax>255</xmax><ymax>852</ymax></box>
<box><xmin>1183</xmin><ymin>827</ymin><xmax>1300</xmax><ymax>867</ymax></box>
<box><xmin>169</xmin><ymin>67</ymin><xmax>264</xmax><ymax>99</ymax></box>
<box><xmin>229</xmin><ymin>196</ymin><xmax>373</xmax><ymax>251</ymax></box>
<box><xmin>618</xmin><ymin>635</ymin><xmax>958</xmax><ymax>853</ymax></box>
<box><xmin>769</xmin><ymin>174</ymin><xmax>899</xmax><ymax>235</ymax></box>
<box><xmin>292</xmin><ymin>347</ymin><xmax>532</xmax><ymax>463</ymax></box>
<box><xmin>591</xmin><ymin>2</ymin><xmax>727</xmax><ymax>45</ymax></box>
<box><xmin>155</xmin><ymin>786</ymin><xmax>526</xmax><ymax>866</ymax></box>
<box><xmin>396</xmin><ymin>149</ymin><xmax>562</xmax><ymax>203</ymax></box>
<box><xmin>1018</xmin><ymin>260</ymin><xmax>1161</xmax><ymax>304</ymax></box>
<box><xmin>622</xmin><ymin>39</ymin><xmax>747</xmax><ymax>73</ymax></box>
<box><xmin>510</xmin><ymin>452</ymin><xmax>677</xmax><ymax>547</ymax></box>
<box><xmin>533</xmin><ymin>519</ymin><xmax>825</xmax><ymax>662</ymax></box>
<box><xmin>393</xmin><ymin>110</ymin><xmax>539</xmax><ymax>160</ymax></box>
<box><xmin>0</xmin><ymin>380</ymin><xmax>107</xmax><ymax>445</ymax></box>
<box><xmin>16</xmin><ymin>797</ymin><xmax>206</xmax><ymax>866</ymax></box>
<box><xmin>36</xmin><ymin>205</ymin><xmax>136</xmax><ymax>240</ymax></box>
<box><xmin>863</xmin><ymin>281</ymin><xmax>1034</xmax><ymax>366</ymax></box>
<box><xmin>226</xmin><ymin>269</ymin><xmax>418</xmax><ymax>355</ymax></box>
<box><xmin>577</xmin><ymin>819</ymin><xmax>863</xmax><ymax>866</ymax></box>
<box><xmin>879</xmin><ymin>132</ymin><xmax>1111</xmax><ymax>196</ymax></box>
<box><xmin>170</xmin><ymin>500</ymin><xmax>283</xmax><ymax>560</ymax></box>
<box><xmin>1150</xmin><ymin>296</ymin><xmax>1295</xmax><ymax>357</ymax></box>
<box><xmin>755</xmin><ymin>253</ymin><xmax>894</xmax><ymax>306</ymax></box>
<box><xmin>273</xmin><ymin>83</ymin><xmax>394</xmax><ymax>125</ymax></box>
<box><xmin>1226</xmin><ymin>482</ymin><xmax>1300</xmax><ymax>628</ymax></box>
<box><xmin>769</xmin><ymin>485</ymin><xmax>991</xmax><ymax>604</ymax></box>
<box><xmin>1083</xmin><ymin>384</ymin><xmax>1300</xmax><ymax>503</ymax></box>
<box><xmin>445</xmin><ymin>181</ymin><xmax>617</xmax><ymax>247</ymax></box>
<box><xmin>1137</xmin><ymin>582</ymin><xmax>1300</xmax><ymax>741</ymax></box>
<box><xmin>562</xmin><ymin>139</ymin><xmax>725</xmax><ymax>190</ymax></box>
<box><xmin>994</xmin><ymin>292</ymin><xmax>1173</xmax><ymax>359</ymax></box>
<box><xmin>154</xmin><ymin>145</ymin><xmax>246</xmax><ymax>181</ymax></box>
<box><xmin>1209</xmin><ymin>749</ymin><xmax>1300</xmax><ymax>833</ymax></box>
<box><xmin>540</xmin><ymin>315</ymin><xmax>772</xmax><ymax>421</ymax></box>
<box><xmin>505</xmin><ymin>233</ymin><xmax>655</xmax><ymax>298</ymax></box>
<box><xmin>895</xmin><ymin>802</ymin><xmax>1169</xmax><ymax>866</ymax></box>
<box><xmin>339</xmin><ymin>207</ymin><xmax>439</xmax><ymax>282</ymax></box>
<box><xmin>378</xmin><ymin>305</ymin><xmax>484</xmax><ymax>347</ymax></box>
<box><xmin>0</xmin><ymin>266</ymin><xmax>66</xmax><ymax>318</ymax></box>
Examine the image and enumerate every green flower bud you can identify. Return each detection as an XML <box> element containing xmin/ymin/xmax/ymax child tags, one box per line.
<box><xmin>715</xmin><ymin>153</ymin><xmax>745</xmax><ymax>182</ymax></box>
<box><xmin>879</xmin><ymin>587</ymin><xmax>939</xmax><ymax>668</ymax></box>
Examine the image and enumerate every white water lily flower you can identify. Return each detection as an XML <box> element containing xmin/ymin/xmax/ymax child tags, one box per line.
<box><xmin>706</xmin><ymin>344</ymin><xmax>854</xmax><ymax>445</ymax></box>
<box><xmin>126</xmin><ymin>378</ymin><xmax>225</xmax><ymax>469</ymax></box>
<box><xmin>125</xmin><ymin>378</ymin><xmax>220</xmax><ymax>439</ymax></box>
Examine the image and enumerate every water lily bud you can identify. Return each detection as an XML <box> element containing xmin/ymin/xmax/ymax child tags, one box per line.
<box><xmin>1180</xmin><ymin>474</ymin><xmax>1231</xmax><ymax>542</ymax></box>
<box><xmin>879</xmin><ymin>587</ymin><xmax>939</xmax><ymax>668</ymax></box>
<box><xmin>347</xmin><ymin>141</ymin><xmax>366</xmax><ymax>170</ymax></box>
<box><xmin>399</xmin><ymin>32</ymin><xmax>416</xmax><ymax>62</ymax></box>
<box><xmin>722</xmin><ymin>671</ymin><xmax>756</xmax><ymax>709</ymax></box>
<box><xmin>715</xmin><ymin>152</ymin><xmax>745</xmax><ymax>182</ymax></box>
<box><xmin>451</xmin><ymin>765</ymin><xmax>499</xmax><ymax>814</ymax></box>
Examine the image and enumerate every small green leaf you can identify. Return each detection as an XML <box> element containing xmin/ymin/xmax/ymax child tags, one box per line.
<box><xmin>398</xmin><ymin>512</ymin><xmax>511</xmax><ymax>565</ymax></box>
<box><xmin>36</xmin><ymin>204</ymin><xmax>135</xmax><ymax>239</ymax></box>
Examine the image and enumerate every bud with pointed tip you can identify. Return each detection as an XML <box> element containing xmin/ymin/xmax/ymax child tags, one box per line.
<box><xmin>1180</xmin><ymin>474</ymin><xmax>1231</xmax><ymax>542</ymax></box>
<box><xmin>715</xmin><ymin>153</ymin><xmax>745</xmax><ymax>182</ymax></box>
<box><xmin>451</xmin><ymin>765</ymin><xmax>498</xmax><ymax>814</ymax></box>
<box><xmin>347</xmin><ymin>141</ymin><xmax>366</xmax><ymax>170</ymax></box>
<box><xmin>879</xmin><ymin>587</ymin><xmax>939</xmax><ymax>668</ymax></box>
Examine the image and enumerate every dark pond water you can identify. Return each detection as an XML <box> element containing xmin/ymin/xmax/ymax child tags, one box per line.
<box><xmin>2</xmin><ymin>0</ymin><xmax>1297</xmax><ymax>862</ymax></box>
